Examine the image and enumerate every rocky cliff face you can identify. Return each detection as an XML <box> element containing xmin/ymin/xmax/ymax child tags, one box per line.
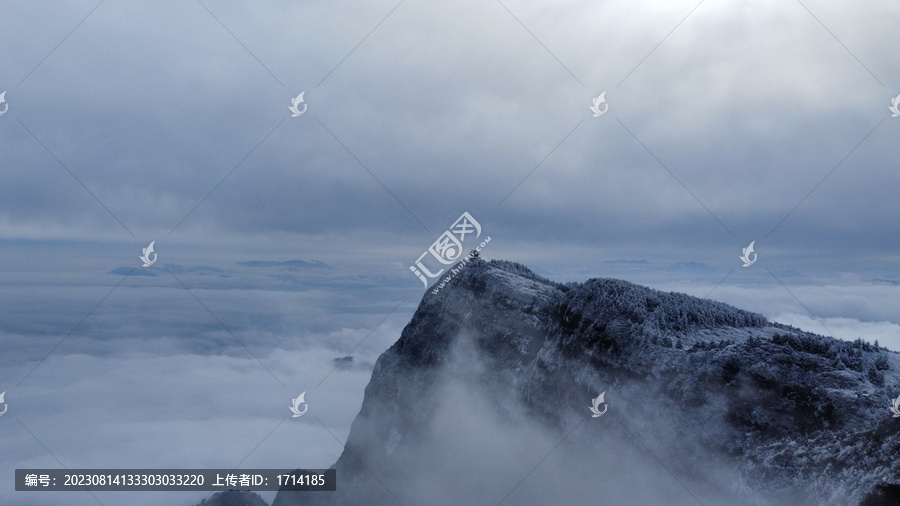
<box><xmin>273</xmin><ymin>259</ymin><xmax>900</xmax><ymax>506</ymax></box>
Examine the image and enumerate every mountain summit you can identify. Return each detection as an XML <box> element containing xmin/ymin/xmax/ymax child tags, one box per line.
<box><xmin>274</xmin><ymin>259</ymin><xmax>900</xmax><ymax>505</ymax></box>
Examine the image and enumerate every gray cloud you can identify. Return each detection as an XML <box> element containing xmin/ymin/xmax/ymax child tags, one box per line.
<box><xmin>2</xmin><ymin>0</ymin><xmax>898</xmax><ymax>266</ymax></box>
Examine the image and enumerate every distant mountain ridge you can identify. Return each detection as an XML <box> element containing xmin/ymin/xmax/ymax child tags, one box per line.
<box><xmin>263</xmin><ymin>259</ymin><xmax>900</xmax><ymax>505</ymax></box>
<box><xmin>109</xmin><ymin>260</ymin><xmax>331</xmax><ymax>280</ymax></box>
<box><xmin>236</xmin><ymin>260</ymin><xmax>331</xmax><ymax>270</ymax></box>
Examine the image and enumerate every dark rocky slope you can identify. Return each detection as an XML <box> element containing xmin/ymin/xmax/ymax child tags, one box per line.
<box><xmin>198</xmin><ymin>491</ymin><xmax>269</xmax><ymax>506</ymax></box>
<box><xmin>272</xmin><ymin>259</ymin><xmax>900</xmax><ymax>505</ymax></box>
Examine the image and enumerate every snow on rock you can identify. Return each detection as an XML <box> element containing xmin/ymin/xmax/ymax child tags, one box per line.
<box><xmin>273</xmin><ymin>259</ymin><xmax>900</xmax><ymax>506</ymax></box>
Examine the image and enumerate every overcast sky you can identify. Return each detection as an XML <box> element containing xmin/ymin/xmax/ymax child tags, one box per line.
<box><xmin>2</xmin><ymin>0</ymin><xmax>900</xmax><ymax>504</ymax></box>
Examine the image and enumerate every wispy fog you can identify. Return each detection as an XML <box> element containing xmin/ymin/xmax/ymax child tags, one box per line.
<box><xmin>325</xmin><ymin>329</ymin><xmax>758</xmax><ymax>505</ymax></box>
